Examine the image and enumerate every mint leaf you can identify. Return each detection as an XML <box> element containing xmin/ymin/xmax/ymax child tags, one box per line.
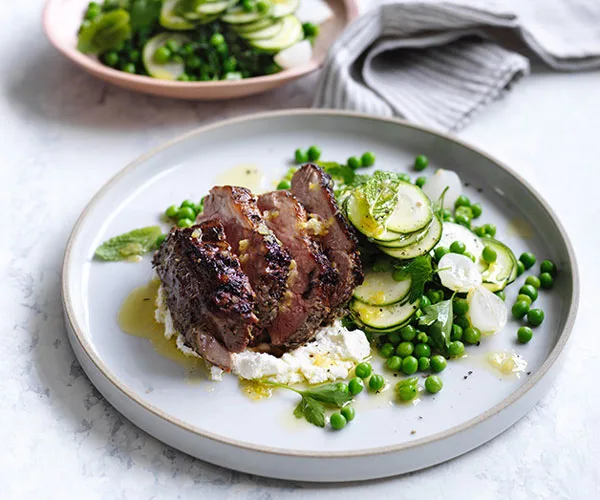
<box><xmin>94</xmin><ymin>226</ymin><xmax>162</xmax><ymax>261</ymax></box>
<box><xmin>362</xmin><ymin>171</ymin><xmax>400</xmax><ymax>224</ymax></box>
<box><xmin>302</xmin><ymin>383</ymin><xmax>353</xmax><ymax>407</ymax></box>
<box><xmin>419</xmin><ymin>299</ymin><xmax>453</xmax><ymax>353</ymax></box>
<box><xmin>129</xmin><ymin>0</ymin><xmax>161</xmax><ymax>31</ymax></box>
<box><xmin>394</xmin><ymin>256</ymin><xmax>434</xmax><ymax>303</ymax></box>
<box><xmin>77</xmin><ymin>9</ymin><xmax>131</xmax><ymax>54</ymax></box>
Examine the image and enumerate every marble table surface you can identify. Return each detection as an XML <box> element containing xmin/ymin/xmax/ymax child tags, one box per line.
<box><xmin>2</xmin><ymin>1</ymin><xmax>599</xmax><ymax>498</ymax></box>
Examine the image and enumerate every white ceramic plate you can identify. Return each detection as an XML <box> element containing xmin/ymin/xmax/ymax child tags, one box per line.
<box><xmin>62</xmin><ymin>110</ymin><xmax>578</xmax><ymax>482</ymax></box>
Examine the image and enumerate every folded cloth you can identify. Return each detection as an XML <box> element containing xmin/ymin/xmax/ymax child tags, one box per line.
<box><xmin>314</xmin><ymin>0</ymin><xmax>600</xmax><ymax>131</ymax></box>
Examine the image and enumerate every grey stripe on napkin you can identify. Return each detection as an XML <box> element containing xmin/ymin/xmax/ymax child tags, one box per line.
<box><xmin>314</xmin><ymin>0</ymin><xmax>600</xmax><ymax>132</ymax></box>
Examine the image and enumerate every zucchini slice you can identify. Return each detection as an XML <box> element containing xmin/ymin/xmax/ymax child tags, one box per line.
<box><xmin>384</xmin><ymin>181</ymin><xmax>433</xmax><ymax>234</ymax></box>
<box><xmin>352</xmin><ymin>270</ymin><xmax>411</xmax><ymax>306</ymax></box>
<box><xmin>239</xmin><ymin>20</ymin><xmax>284</xmax><ymax>39</ymax></box>
<box><xmin>351</xmin><ymin>298</ymin><xmax>420</xmax><ymax>330</ymax></box>
<box><xmin>142</xmin><ymin>33</ymin><xmax>190</xmax><ymax>80</ymax></box>
<box><xmin>249</xmin><ymin>15</ymin><xmax>303</xmax><ymax>52</ymax></box>
<box><xmin>377</xmin><ymin>216</ymin><xmax>443</xmax><ymax>260</ymax></box>
<box><xmin>375</xmin><ymin>223</ymin><xmax>430</xmax><ymax>248</ymax></box>
<box><xmin>160</xmin><ymin>0</ymin><xmax>195</xmax><ymax>30</ymax></box>
<box><xmin>222</xmin><ymin>6</ymin><xmax>271</xmax><ymax>24</ymax></box>
<box><xmin>234</xmin><ymin>17</ymin><xmax>276</xmax><ymax>33</ymax></box>
<box><xmin>481</xmin><ymin>239</ymin><xmax>517</xmax><ymax>291</ymax></box>
<box><xmin>345</xmin><ymin>193</ymin><xmax>399</xmax><ymax>241</ymax></box>
<box><xmin>197</xmin><ymin>0</ymin><xmax>235</xmax><ymax>16</ymax></box>
<box><xmin>272</xmin><ymin>0</ymin><xmax>300</xmax><ymax>17</ymax></box>
<box><xmin>435</xmin><ymin>222</ymin><xmax>486</xmax><ymax>272</ymax></box>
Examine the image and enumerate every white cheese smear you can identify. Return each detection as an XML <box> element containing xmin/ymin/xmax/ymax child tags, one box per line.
<box><xmin>155</xmin><ymin>286</ymin><xmax>371</xmax><ymax>384</ymax></box>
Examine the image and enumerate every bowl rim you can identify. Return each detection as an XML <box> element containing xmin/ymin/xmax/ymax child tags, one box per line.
<box><xmin>42</xmin><ymin>0</ymin><xmax>359</xmax><ymax>88</ymax></box>
<box><xmin>62</xmin><ymin>108</ymin><xmax>580</xmax><ymax>458</ymax></box>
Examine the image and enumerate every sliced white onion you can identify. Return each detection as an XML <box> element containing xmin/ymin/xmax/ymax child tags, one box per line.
<box><xmin>274</xmin><ymin>40</ymin><xmax>313</xmax><ymax>70</ymax></box>
<box><xmin>438</xmin><ymin>253</ymin><xmax>482</xmax><ymax>293</ymax></box>
<box><xmin>422</xmin><ymin>169</ymin><xmax>462</xmax><ymax>210</ymax></box>
<box><xmin>295</xmin><ymin>0</ymin><xmax>333</xmax><ymax>24</ymax></box>
<box><xmin>467</xmin><ymin>285</ymin><xmax>508</xmax><ymax>335</ymax></box>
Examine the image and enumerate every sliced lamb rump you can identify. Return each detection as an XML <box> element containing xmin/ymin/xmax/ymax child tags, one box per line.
<box><xmin>291</xmin><ymin>164</ymin><xmax>364</xmax><ymax>308</ymax></box>
<box><xmin>200</xmin><ymin>186</ymin><xmax>292</xmax><ymax>331</ymax></box>
<box><xmin>257</xmin><ymin>190</ymin><xmax>338</xmax><ymax>348</ymax></box>
<box><xmin>152</xmin><ymin>220</ymin><xmax>258</xmax><ymax>370</ymax></box>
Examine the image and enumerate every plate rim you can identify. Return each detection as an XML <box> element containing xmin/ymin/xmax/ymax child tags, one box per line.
<box><xmin>42</xmin><ymin>0</ymin><xmax>359</xmax><ymax>90</ymax></box>
<box><xmin>62</xmin><ymin>108</ymin><xmax>580</xmax><ymax>458</ymax></box>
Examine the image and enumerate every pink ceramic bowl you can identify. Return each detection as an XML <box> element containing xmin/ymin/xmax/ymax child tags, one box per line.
<box><xmin>43</xmin><ymin>0</ymin><xmax>358</xmax><ymax>100</ymax></box>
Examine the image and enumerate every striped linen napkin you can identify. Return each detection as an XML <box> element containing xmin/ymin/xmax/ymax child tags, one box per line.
<box><xmin>314</xmin><ymin>0</ymin><xmax>600</xmax><ymax>131</ymax></box>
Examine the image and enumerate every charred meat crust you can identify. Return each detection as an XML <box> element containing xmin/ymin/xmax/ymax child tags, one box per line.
<box><xmin>291</xmin><ymin>164</ymin><xmax>364</xmax><ymax>308</ymax></box>
<box><xmin>152</xmin><ymin>220</ymin><xmax>258</xmax><ymax>370</ymax></box>
<box><xmin>200</xmin><ymin>186</ymin><xmax>292</xmax><ymax>334</ymax></box>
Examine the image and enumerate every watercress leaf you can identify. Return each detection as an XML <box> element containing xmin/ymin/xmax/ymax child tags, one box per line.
<box><xmin>77</xmin><ymin>9</ymin><xmax>131</xmax><ymax>54</ymax></box>
<box><xmin>302</xmin><ymin>383</ymin><xmax>353</xmax><ymax>407</ymax></box>
<box><xmin>94</xmin><ymin>226</ymin><xmax>162</xmax><ymax>261</ymax></box>
<box><xmin>394</xmin><ymin>255</ymin><xmax>434</xmax><ymax>304</ymax></box>
<box><xmin>419</xmin><ymin>299</ymin><xmax>453</xmax><ymax>352</ymax></box>
<box><xmin>299</xmin><ymin>396</ymin><xmax>325</xmax><ymax>427</ymax></box>
<box><xmin>129</xmin><ymin>0</ymin><xmax>162</xmax><ymax>31</ymax></box>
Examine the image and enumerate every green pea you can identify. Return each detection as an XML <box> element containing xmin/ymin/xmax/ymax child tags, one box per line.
<box><xmin>427</xmin><ymin>289</ymin><xmax>444</xmax><ymax>304</ymax></box>
<box><xmin>348</xmin><ymin>377</ymin><xmax>363</xmax><ymax>395</ymax></box>
<box><xmin>335</xmin><ymin>382</ymin><xmax>349</xmax><ymax>394</ymax></box>
<box><xmin>495</xmin><ymin>290</ymin><xmax>506</xmax><ymax>301</ymax></box>
<box><xmin>527</xmin><ymin>309</ymin><xmax>544</xmax><ymax>327</ymax></box>
<box><xmin>418</xmin><ymin>357</ymin><xmax>430</xmax><ymax>371</ymax></box>
<box><xmin>341</xmin><ymin>406</ymin><xmax>355</xmax><ymax>422</ymax></box>
<box><xmin>415</xmin><ymin>176</ymin><xmax>426</xmax><ymax>188</ymax></box>
<box><xmin>177</xmin><ymin>206</ymin><xmax>196</xmax><ymax>220</ymax></box>
<box><xmin>292</xmin><ymin>149</ymin><xmax>307</xmax><ymax>164</ymax></box>
<box><xmin>130</xmin><ymin>49</ymin><xmax>140</xmax><ymax>63</ymax></box>
<box><xmin>103</xmin><ymin>51</ymin><xmax>120</xmax><ymax>67</ymax></box>
<box><xmin>512</xmin><ymin>300</ymin><xmax>530</xmax><ymax>319</ymax></box>
<box><xmin>414</xmin><ymin>343</ymin><xmax>431</xmax><ymax>358</ymax></box>
<box><xmin>368</xmin><ymin>374</ymin><xmax>385</xmax><ymax>392</ymax></box>
<box><xmin>455</xmin><ymin>206</ymin><xmax>473</xmax><ymax>219</ymax></box>
<box><xmin>187</xmin><ymin>56</ymin><xmax>201</xmax><ymax>69</ymax></box>
<box><xmin>434</xmin><ymin>246</ymin><xmax>449</xmax><ymax>261</ymax></box>
<box><xmin>414</xmin><ymin>154</ymin><xmax>428</xmax><ymax>171</ymax></box>
<box><xmin>180</xmin><ymin>200</ymin><xmax>195</xmax><ymax>208</ymax></box>
<box><xmin>347</xmin><ymin>156</ymin><xmax>362</xmax><ymax>170</ymax></box>
<box><xmin>177</xmin><ymin>218</ymin><xmax>194</xmax><ymax>228</ymax></box>
<box><xmin>430</xmin><ymin>355</ymin><xmax>447</xmax><ymax>373</ymax></box>
<box><xmin>302</xmin><ymin>22</ymin><xmax>319</xmax><ymax>37</ymax></box>
<box><xmin>277</xmin><ymin>180</ymin><xmax>291</xmax><ymax>190</ymax></box>
<box><xmin>517</xmin><ymin>326</ymin><xmax>533</xmax><ymax>344</ymax></box>
<box><xmin>515</xmin><ymin>260</ymin><xmax>525</xmax><ymax>277</ymax></box>
<box><xmin>525</xmin><ymin>275</ymin><xmax>541</xmax><ymax>289</ymax></box>
<box><xmin>539</xmin><ymin>272</ymin><xmax>553</xmax><ymax>289</ymax></box>
<box><xmin>448</xmin><ymin>341</ymin><xmax>465</xmax><ymax>358</ymax></box>
<box><xmin>450</xmin><ymin>240</ymin><xmax>466</xmax><ymax>254</ymax></box>
<box><xmin>441</xmin><ymin>208</ymin><xmax>453</xmax><ymax>221</ymax></box>
<box><xmin>155</xmin><ymin>234</ymin><xmax>167</xmax><ymax>247</ymax></box>
<box><xmin>420</xmin><ymin>295</ymin><xmax>431</xmax><ymax>309</ymax></box>
<box><xmin>307</xmin><ymin>145</ymin><xmax>321</xmax><ymax>162</ymax></box>
<box><xmin>416</xmin><ymin>331</ymin><xmax>428</xmax><ymax>344</ymax></box>
<box><xmin>165</xmin><ymin>205</ymin><xmax>178</xmax><ymax>218</ymax></box>
<box><xmin>516</xmin><ymin>293</ymin><xmax>532</xmax><ymax>305</ymax></box>
<box><xmin>540</xmin><ymin>260</ymin><xmax>557</xmax><ymax>276</ymax></box>
<box><xmin>121</xmin><ymin>63</ymin><xmax>136</xmax><ymax>74</ymax></box>
<box><xmin>223</xmin><ymin>56</ymin><xmax>237</xmax><ymax>73</ymax></box>
<box><xmin>451</xmin><ymin>324</ymin><xmax>463</xmax><ymax>341</ymax></box>
<box><xmin>360</xmin><ymin>151</ymin><xmax>376</xmax><ymax>167</ymax></box>
<box><xmin>400</xmin><ymin>325</ymin><xmax>417</xmax><ymax>342</ymax></box>
<box><xmin>402</xmin><ymin>356</ymin><xmax>418</xmax><ymax>375</ymax></box>
<box><xmin>483</xmin><ymin>223</ymin><xmax>496</xmax><ymax>237</ymax></box>
<box><xmin>355</xmin><ymin>362</ymin><xmax>372</xmax><ymax>379</ymax></box>
<box><xmin>471</xmin><ymin>203</ymin><xmax>482</xmax><ymax>218</ymax></box>
<box><xmin>519</xmin><ymin>252</ymin><xmax>536</xmax><ymax>270</ymax></box>
<box><xmin>330</xmin><ymin>412</ymin><xmax>346</xmax><ymax>430</ymax></box>
<box><xmin>386</xmin><ymin>356</ymin><xmax>402</xmax><ymax>371</ymax></box>
<box><xmin>396</xmin><ymin>341</ymin><xmax>414</xmax><ymax>357</ymax></box>
<box><xmin>473</xmin><ymin>226</ymin><xmax>486</xmax><ymax>237</ymax></box>
<box><xmin>210</xmin><ymin>33</ymin><xmax>225</xmax><ymax>47</ymax></box>
<box><xmin>425</xmin><ymin>375</ymin><xmax>443</xmax><ymax>394</ymax></box>
<box><xmin>256</xmin><ymin>0</ymin><xmax>270</xmax><ymax>13</ymax></box>
<box><xmin>463</xmin><ymin>327</ymin><xmax>481</xmax><ymax>345</ymax></box>
<box><xmin>396</xmin><ymin>377</ymin><xmax>419</xmax><ymax>401</ymax></box>
<box><xmin>380</xmin><ymin>342</ymin><xmax>395</xmax><ymax>358</ymax></box>
<box><xmin>455</xmin><ymin>195</ymin><xmax>471</xmax><ymax>208</ymax></box>
<box><xmin>482</xmin><ymin>245</ymin><xmax>497</xmax><ymax>263</ymax></box>
<box><xmin>455</xmin><ymin>214</ymin><xmax>471</xmax><ymax>228</ymax></box>
<box><xmin>154</xmin><ymin>46</ymin><xmax>171</xmax><ymax>64</ymax></box>
<box><xmin>452</xmin><ymin>298</ymin><xmax>468</xmax><ymax>316</ymax></box>
<box><xmin>519</xmin><ymin>284</ymin><xmax>538</xmax><ymax>301</ymax></box>
<box><xmin>455</xmin><ymin>316</ymin><xmax>470</xmax><ymax>330</ymax></box>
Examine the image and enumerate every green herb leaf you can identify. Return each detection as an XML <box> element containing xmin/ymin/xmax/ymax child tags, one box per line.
<box><xmin>302</xmin><ymin>383</ymin><xmax>353</xmax><ymax>408</ymax></box>
<box><xmin>394</xmin><ymin>255</ymin><xmax>434</xmax><ymax>303</ymax></box>
<box><xmin>418</xmin><ymin>299</ymin><xmax>453</xmax><ymax>353</ymax></box>
<box><xmin>362</xmin><ymin>171</ymin><xmax>400</xmax><ymax>224</ymax></box>
<box><xmin>94</xmin><ymin>226</ymin><xmax>162</xmax><ymax>261</ymax></box>
<box><xmin>293</xmin><ymin>400</ymin><xmax>305</xmax><ymax>419</ymax></box>
<box><xmin>297</xmin><ymin>396</ymin><xmax>325</xmax><ymax>427</ymax></box>
<box><xmin>316</xmin><ymin>161</ymin><xmax>356</xmax><ymax>185</ymax></box>
<box><xmin>129</xmin><ymin>0</ymin><xmax>162</xmax><ymax>31</ymax></box>
<box><xmin>77</xmin><ymin>9</ymin><xmax>131</xmax><ymax>54</ymax></box>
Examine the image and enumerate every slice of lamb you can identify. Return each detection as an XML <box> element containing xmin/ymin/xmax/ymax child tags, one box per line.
<box><xmin>257</xmin><ymin>190</ymin><xmax>338</xmax><ymax>348</ymax></box>
<box><xmin>200</xmin><ymin>186</ymin><xmax>292</xmax><ymax>332</ymax></box>
<box><xmin>152</xmin><ymin>220</ymin><xmax>258</xmax><ymax>370</ymax></box>
<box><xmin>291</xmin><ymin>164</ymin><xmax>364</xmax><ymax>307</ymax></box>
